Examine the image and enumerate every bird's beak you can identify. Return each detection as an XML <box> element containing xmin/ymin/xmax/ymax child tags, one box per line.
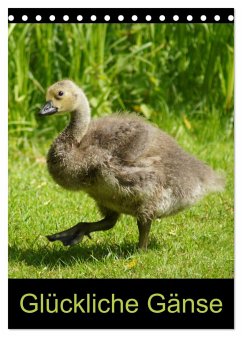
<box><xmin>39</xmin><ymin>100</ymin><xmax>58</xmax><ymax>116</ymax></box>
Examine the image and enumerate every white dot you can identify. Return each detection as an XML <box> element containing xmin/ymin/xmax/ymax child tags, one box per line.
<box><xmin>91</xmin><ymin>15</ymin><xmax>96</xmax><ymax>21</ymax></box>
<box><xmin>187</xmin><ymin>15</ymin><xmax>193</xmax><ymax>21</ymax></box>
<box><xmin>132</xmin><ymin>15</ymin><xmax>138</xmax><ymax>21</ymax></box>
<box><xmin>63</xmin><ymin>15</ymin><xmax>69</xmax><ymax>21</ymax></box>
<box><xmin>214</xmin><ymin>15</ymin><xmax>220</xmax><ymax>21</ymax></box>
<box><xmin>118</xmin><ymin>15</ymin><xmax>124</xmax><ymax>21</ymax></box>
<box><xmin>77</xmin><ymin>15</ymin><xmax>83</xmax><ymax>21</ymax></box>
<box><xmin>159</xmin><ymin>15</ymin><xmax>165</xmax><ymax>21</ymax></box>
<box><xmin>146</xmin><ymin>15</ymin><xmax>152</xmax><ymax>21</ymax></box>
<box><xmin>228</xmin><ymin>15</ymin><xmax>234</xmax><ymax>22</ymax></box>
<box><xmin>173</xmin><ymin>15</ymin><xmax>179</xmax><ymax>21</ymax></box>
<box><xmin>201</xmin><ymin>15</ymin><xmax>206</xmax><ymax>21</ymax></box>
<box><xmin>104</xmin><ymin>15</ymin><xmax>110</xmax><ymax>21</ymax></box>
<box><xmin>36</xmin><ymin>15</ymin><xmax>42</xmax><ymax>21</ymax></box>
<box><xmin>22</xmin><ymin>15</ymin><xmax>28</xmax><ymax>22</ymax></box>
<box><xmin>8</xmin><ymin>15</ymin><xmax>14</xmax><ymax>21</ymax></box>
<box><xmin>49</xmin><ymin>15</ymin><xmax>55</xmax><ymax>21</ymax></box>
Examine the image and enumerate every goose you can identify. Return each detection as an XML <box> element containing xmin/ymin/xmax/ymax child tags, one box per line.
<box><xmin>39</xmin><ymin>79</ymin><xmax>225</xmax><ymax>250</ymax></box>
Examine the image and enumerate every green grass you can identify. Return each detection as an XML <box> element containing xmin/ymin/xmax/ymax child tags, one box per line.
<box><xmin>8</xmin><ymin>123</ymin><xmax>234</xmax><ymax>278</ymax></box>
<box><xmin>8</xmin><ymin>23</ymin><xmax>234</xmax><ymax>137</ymax></box>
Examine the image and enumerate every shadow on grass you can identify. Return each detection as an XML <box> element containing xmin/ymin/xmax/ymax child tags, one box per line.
<box><xmin>8</xmin><ymin>237</ymin><xmax>160</xmax><ymax>268</ymax></box>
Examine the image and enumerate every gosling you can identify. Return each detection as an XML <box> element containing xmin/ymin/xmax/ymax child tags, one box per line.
<box><xmin>39</xmin><ymin>80</ymin><xmax>224</xmax><ymax>250</ymax></box>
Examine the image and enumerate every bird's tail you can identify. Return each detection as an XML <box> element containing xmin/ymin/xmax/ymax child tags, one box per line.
<box><xmin>206</xmin><ymin>170</ymin><xmax>226</xmax><ymax>193</ymax></box>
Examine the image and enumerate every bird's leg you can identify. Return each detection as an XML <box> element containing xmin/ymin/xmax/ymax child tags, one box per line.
<box><xmin>46</xmin><ymin>212</ymin><xmax>119</xmax><ymax>247</ymax></box>
<box><xmin>137</xmin><ymin>219</ymin><xmax>152</xmax><ymax>250</ymax></box>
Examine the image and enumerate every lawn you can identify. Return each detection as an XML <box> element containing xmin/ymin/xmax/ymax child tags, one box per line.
<box><xmin>8</xmin><ymin>123</ymin><xmax>234</xmax><ymax>278</ymax></box>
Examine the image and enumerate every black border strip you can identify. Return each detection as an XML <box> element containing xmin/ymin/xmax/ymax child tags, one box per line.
<box><xmin>9</xmin><ymin>278</ymin><xmax>234</xmax><ymax>329</ymax></box>
<box><xmin>8</xmin><ymin>8</ymin><xmax>234</xmax><ymax>23</ymax></box>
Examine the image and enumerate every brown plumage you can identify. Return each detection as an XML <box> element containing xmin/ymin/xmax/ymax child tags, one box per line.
<box><xmin>39</xmin><ymin>80</ymin><xmax>225</xmax><ymax>249</ymax></box>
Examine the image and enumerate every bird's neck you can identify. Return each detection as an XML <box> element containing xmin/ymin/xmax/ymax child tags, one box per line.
<box><xmin>65</xmin><ymin>95</ymin><xmax>91</xmax><ymax>143</ymax></box>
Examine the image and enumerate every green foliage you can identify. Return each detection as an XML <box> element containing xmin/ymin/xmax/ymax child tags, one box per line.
<box><xmin>8</xmin><ymin>23</ymin><xmax>234</xmax><ymax>138</ymax></box>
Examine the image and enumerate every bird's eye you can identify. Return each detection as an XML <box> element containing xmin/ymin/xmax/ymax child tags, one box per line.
<box><xmin>58</xmin><ymin>91</ymin><xmax>64</xmax><ymax>96</ymax></box>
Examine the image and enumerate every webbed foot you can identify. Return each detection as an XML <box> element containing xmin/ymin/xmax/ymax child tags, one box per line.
<box><xmin>46</xmin><ymin>223</ymin><xmax>90</xmax><ymax>246</ymax></box>
<box><xmin>46</xmin><ymin>212</ymin><xmax>119</xmax><ymax>247</ymax></box>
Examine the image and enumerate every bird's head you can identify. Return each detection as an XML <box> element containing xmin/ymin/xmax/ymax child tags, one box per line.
<box><xmin>39</xmin><ymin>80</ymin><xmax>85</xmax><ymax>117</ymax></box>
